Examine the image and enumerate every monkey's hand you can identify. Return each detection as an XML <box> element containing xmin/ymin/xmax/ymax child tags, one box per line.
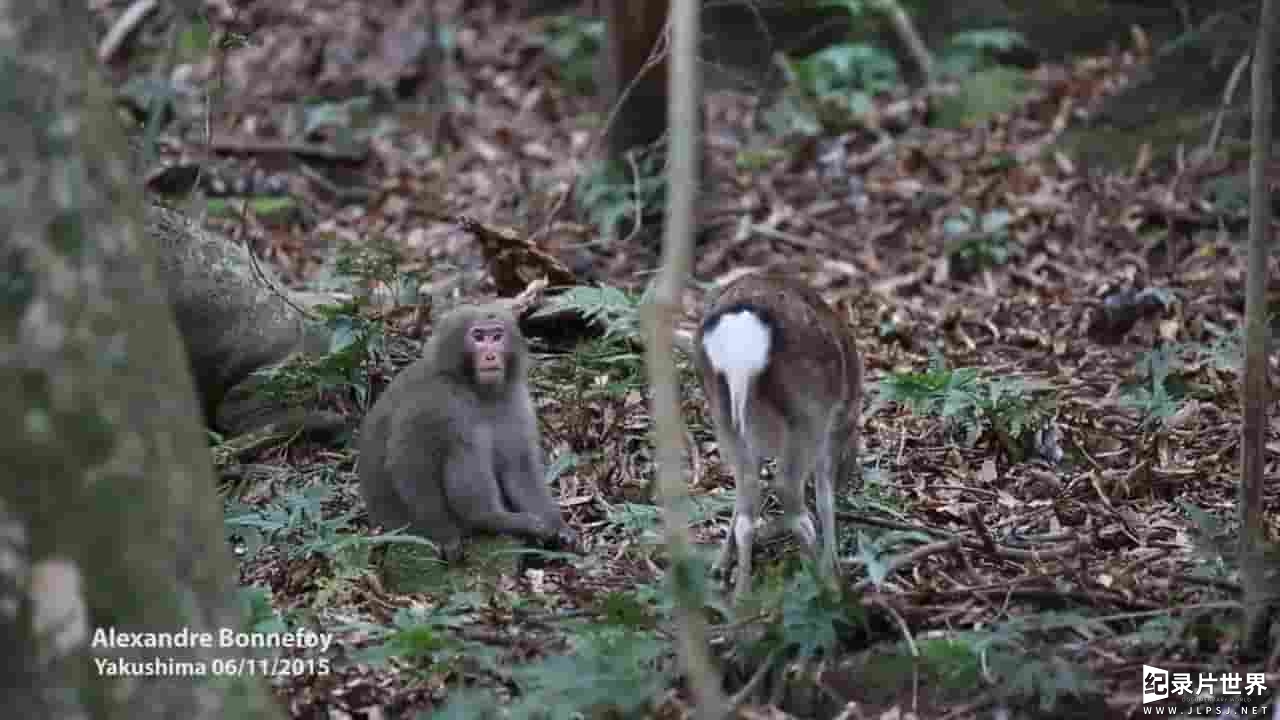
<box><xmin>438</xmin><ymin>539</ymin><xmax>465</xmax><ymax>563</ymax></box>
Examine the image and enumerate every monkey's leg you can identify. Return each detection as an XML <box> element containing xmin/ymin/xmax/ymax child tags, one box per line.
<box><xmin>386</xmin><ymin>470</ymin><xmax>465</xmax><ymax>553</ymax></box>
<box><xmin>442</xmin><ymin>452</ymin><xmax>554</xmax><ymax>541</ymax></box>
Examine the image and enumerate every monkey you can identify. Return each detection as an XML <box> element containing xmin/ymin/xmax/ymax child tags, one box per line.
<box><xmin>357</xmin><ymin>302</ymin><xmax>576</xmax><ymax>559</ymax></box>
<box><xmin>694</xmin><ymin>272</ymin><xmax>863</xmax><ymax>604</ymax></box>
<box><xmin>144</xmin><ymin>203</ymin><xmax>347</xmax><ymax>440</ymax></box>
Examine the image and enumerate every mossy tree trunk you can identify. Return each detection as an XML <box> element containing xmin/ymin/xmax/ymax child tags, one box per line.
<box><xmin>1240</xmin><ymin>0</ymin><xmax>1280</xmax><ymax>660</ymax></box>
<box><xmin>0</xmin><ymin>1</ymin><xmax>280</xmax><ymax>717</ymax></box>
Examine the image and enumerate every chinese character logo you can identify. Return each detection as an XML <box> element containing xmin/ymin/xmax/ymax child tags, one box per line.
<box><xmin>1143</xmin><ymin>665</ymin><xmax>1170</xmax><ymax>704</ymax></box>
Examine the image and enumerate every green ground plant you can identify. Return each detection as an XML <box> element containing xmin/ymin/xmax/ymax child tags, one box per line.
<box><xmin>875</xmin><ymin>349</ymin><xmax>1056</xmax><ymax>461</ymax></box>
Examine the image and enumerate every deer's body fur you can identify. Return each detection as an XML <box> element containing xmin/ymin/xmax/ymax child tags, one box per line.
<box><xmin>695</xmin><ymin>273</ymin><xmax>862</xmax><ymax>603</ymax></box>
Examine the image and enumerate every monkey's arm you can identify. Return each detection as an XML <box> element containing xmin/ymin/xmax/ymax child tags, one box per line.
<box><xmin>439</xmin><ymin>437</ymin><xmax>556</xmax><ymax>541</ymax></box>
<box><xmin>379</xmin><ymin>405</ymin><xmax>465</xmax><ymax>545</ymax></box>
<box><xmin>499</xmin><ymin>443</ymin><xmax>579</xmax><ymax>547</ymax></box>
<box><xmin>495</xmin><ymin>419</ymin><xmax>554</xmax><ymax>513</ymax></box>
<box><xmin>495</xmin><ymin>397</ymin><xmax>571</xmax><ymax>524</ymax></box>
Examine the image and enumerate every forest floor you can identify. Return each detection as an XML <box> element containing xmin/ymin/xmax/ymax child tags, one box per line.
<box><xmin>95</xmin><ymin>0</ymin><xmax>1278</xmax><ymax>717</ymax></box>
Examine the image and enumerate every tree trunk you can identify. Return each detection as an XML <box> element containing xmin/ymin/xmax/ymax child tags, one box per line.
<box><xmin>1239</xmin><ymin>0</ymin><xmax>1279</xmax><ymax>660</ymax></box>
<box><xmin>603</xmin><ymin>0</ymin><xmax>670</xmax><ymax>160</ymax></box>
<box><xmin>0</xmin><ymin>1</ymin><xmax>281</xmax><ymax>717</ymax></box>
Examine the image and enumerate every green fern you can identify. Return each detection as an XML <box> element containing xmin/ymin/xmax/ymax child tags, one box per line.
<box><xmin>534</xmin><ymin>283</ymin><xmax>647</xmax><ymax>339</ymax></box>
<box><xmin>875</xmin><ymin>349</ymin><xmax>1055</xmax><ymax>458</ymax></box>
<box><xmin>606</xmin><ymin>502</ymin><xmax>663</xmax><ymax>544</ymax></box>
<box><xmin>577</xmin><ymin>152</ymin><xmax>667</xmax><ymax>239</ymax></box>
<box><xmin>540</xmin><ymin>15</ymin><xmax>604</xmax><ymax>94</ymax></box>
<box><xmin>737</xmin><ymin>563</ymin><xmax>863</xmax><ymax>662</ymax></box>
<box><xmin>237</xmin><ymin>585</ymin><xmax>288</xmax><ymax>635</ymax></box>
<box><xmin>938</xmin><ymin>28</ymin><xmax>1029</xmax><ymax>76</ymax></box>
<box><xmin>775</xmin><ymin>568</ymin><xmax>848</xmax><ymax>658</ymax></box>
<box><xmin>348</xmin><ymin>606</ymin><xmax>476</xmax><ymax>670</ymax></box>
<box><xmin>951</xmin><ymin>616</ymin><xmax>1102</xmax><ymax>710</ymax></box>
<box><xmin>252</xmin><ymin>300</ymin><xmax>380</xmax><ymax>411</ymax></box>
<box><xmin>430</xmin><ymin>627</ymin><xmax>670</xmax><ymax>718</ymax></box>
<box><xmin>1206</xmin><ymin>328</ymin><xmax>1243</xmax><ymax>372</ymax></box>
<box><xmin>332</xmin><ymin>234</ymin><xmax>424</xmax><ymax>305</ymax></box>
<box><xmin>943</xmin><ymin>207</ymin><xmax>1018</xmax><ymax>276</ymax></box>
<box><xmin>224</xmin><ymin>484</ymin><xmax>425</xmax><ymax>566</ymax></box>
<box><xmin>773</xmin><ymin>41</ymin><xmax>898</xmax><ymax>133</ymax></box>
<box><xmin>505</xmin><ymin>628</ymin><xmax>671</xmax><ymax>719</ymax></box>
<box><xmin>241</xmin><ymin>236</ymin><xmax>404</xmax><ymax>413</ymax></box>
<box><xmin>1120</xmin><ymin>344</ymin><xmax>1185</xmax><ymax>428</ymax></box>
<box><xmin>876</xmin><ymin>348</ymin><xmax>975</xmax><ymax>414</ymax></box>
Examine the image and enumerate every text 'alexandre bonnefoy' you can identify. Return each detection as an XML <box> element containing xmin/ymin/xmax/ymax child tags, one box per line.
<box><xmin>92</xmin><ymin>627</ymin><xmax>333</xmax><ymax>652</ymax></box>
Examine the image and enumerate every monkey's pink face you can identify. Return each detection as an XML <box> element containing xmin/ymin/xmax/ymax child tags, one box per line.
<box><xmin>466</xmin><ymin>321</ymin><xmax>509</xmax><ymax>384</ymax></box>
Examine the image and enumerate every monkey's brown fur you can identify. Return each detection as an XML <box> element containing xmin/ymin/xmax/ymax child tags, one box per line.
<box><xmin>357</xmin><ymin>303</ymin><xmax>572</xmax><ymax>557</ymax></box>
<box><xmin>695</xmin><ymin>273</ymin><xmax>862</xmax><ymax>603</ymax></box>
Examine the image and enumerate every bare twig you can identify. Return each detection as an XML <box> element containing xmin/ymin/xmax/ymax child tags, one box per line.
<box><xmin>938</xmin><ymin>692</ymin><xmax>998</xmax><ymax>720</ymax></box>
<box><xmin>206</xmin><ymin>136</ymin><xmax>368</xmax><ymax>163</ymax></box>
<box><xmin>98</xmin><ymin>0</ymin><xmax>159</xmax><ymax>63</ymax></box>
<box><xmin>231</xmin><ymin>200</ymin><xmax>321</xmax><ymax>322</ymax></box>
<box><xmin>622</xmin><ymin>150</ymin><xmax>647</xmax><ymax>244</ymax></box>
<box><xmin>424</xmin><ymin>0</ymin><xmax>450</xmax><ymax>150</ymax></box>
<box><xmin>1202</xmin><ymin>50</ymin><xmax>1251</xmax><ymax>159</ymax></box>
<box><xmin>726</xmin><ymin>648</ymin><xmax>781</xmax><ymax>709</ymax></box>
<box><xmin>849</xmin><ymin>538</ymin><xmax>962</xmax><ymax>594</ymax></box>
<box><xmin>196</xmin><ymin>4</ymin><xmax>244</xmax><ymax>213</ymax></box>
<box><xmin>706</xmin><ymin>609</ymin><xmax>772</xmax><ymax>639</ymax></box>
<box><xmin>865</xmin><ymin>596</ymin><xmax>920</xmax><ymax>712</ymax></box>
<box><xmin>533</xmin><ymin>8</ymin><xmax>672</xmax><ymax>245</ymax></box>
<box><xmin>872</xmin><ymin>0</ymin><xmax>934</xmax><ymax>83</ymax></box>
<box><xmin>966</xmin><ymin>507</ymin><xmax>999</xmax><ymax>554</ymax></box>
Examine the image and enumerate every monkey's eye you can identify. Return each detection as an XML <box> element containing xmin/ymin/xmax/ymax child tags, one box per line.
<box><xmin>471</xmin><ymin>328</ymin><xmax>503</xmax><ymax>343</ymax></box>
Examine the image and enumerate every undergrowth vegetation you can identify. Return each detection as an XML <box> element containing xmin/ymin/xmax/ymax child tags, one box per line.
<box><xmin>874</xmin><ymin>348</ymin><xmax>1057</xmax><ymax>461</ymax></box>
<box><xmin>222</xmin><ymin>225</ymin><xmax>1257</xmax><ymax>715</ymax></box>
<box><xmin>151</xmin><ymin>0</ymin><xmax>1275</xmax><ymax>716</ymax></box>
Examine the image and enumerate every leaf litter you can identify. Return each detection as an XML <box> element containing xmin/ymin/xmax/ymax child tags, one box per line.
<box><xmin>92</xmin><ymin>0</ymin><xmax>1280</xmax><ymax>716</ymax></box>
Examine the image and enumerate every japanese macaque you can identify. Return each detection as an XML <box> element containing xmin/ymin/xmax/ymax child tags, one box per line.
<box><xmin>145</xmin><ymin>204</ymin><xmax>344</xmax><ymax>439</ymax></box>
<box><xmin>357</xmin><ymin>303</ymin><xmax>575</xmax><ymax>558</ymax></box>
<box><xmin>694</xmin><ymin>273</ymin><xmax>863</xmax><ymax>603</ymax></box>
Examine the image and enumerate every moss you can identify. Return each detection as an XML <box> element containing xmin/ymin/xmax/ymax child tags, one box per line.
<box><xmin>381</xmin><ymin>536</ymin><xmax>529</xmax><ymax>594</ymax></box>
<box><xmin>1003</xmin><ymin>0</ymin><xmax>1111</xmax><ymax>17</ymax></box>
<box><xmin>0</xmin><ymin>247</ymin><xmax>36</xmax><ymax>321</ymax></box>
<box><xmin>48</xmin><ymin>212</ymin><xmax>88</xmax><ymax>257</ymax></box>
<box><xmin>1056</xmin><ymin>112</ymin><xmax>1213</xmax><ymax>170</ymax></box>
<box><xmin>933</xmin><ymin>67</ymin><xmax>1033</xmax><ymax>129</ymax></box>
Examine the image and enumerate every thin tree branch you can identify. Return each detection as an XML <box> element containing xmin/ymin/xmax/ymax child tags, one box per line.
<box><xmin>1240</xmin><ymin>0</ymin><xmax>1279</xmax><ymax>658</ymax></box>
<box><xmin>642</xmin><ymin>0</ymin><xmax>727</xmax><ymax>716</ymax></box>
